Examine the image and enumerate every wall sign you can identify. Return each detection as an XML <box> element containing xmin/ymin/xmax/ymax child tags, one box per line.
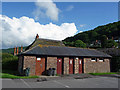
<box><xmin>79</xmin><ymin>60</ymin><xmax>81</xmax><ymax>64</ymax></box>
<box><xmin>37</xmin><ymin>58</ymin><xmax>41</xmax><ymax>61</ymax></box>
<box><xmin>70</xmin><ymin>60</ymin><xmax>72</xmax><ymax>64</ymax></box>
<box><xmin>76</xmin><ymin>57</ymin><xmax>78</xmax><ymax>60</ymax></box>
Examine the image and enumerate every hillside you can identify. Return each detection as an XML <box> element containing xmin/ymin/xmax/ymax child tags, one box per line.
<box><xmin>63</xmin><ymin>21</ymin><xmax>120</xmax><ymax>48</ymax></box>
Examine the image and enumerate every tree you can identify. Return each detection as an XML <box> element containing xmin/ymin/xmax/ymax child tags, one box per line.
<box><xmin>74</xmin><ymin>40</ymin><xmax>86</xmax><ymax>48</ymax></box>
<box><xmin>63</xmin><ymin>41</ymin><xmax>74</xmax><ymax>47</ymax></box>
<box><xmin>89</xmin><ymin>31</ymin><xmax>98</xmax><ymax>41</ymax></box>
<box><xmin>101</xmin><ymin>35</ymin><xmax>107</xmax><ymax>48</ymax></box>
<box><xmin>80</xmin><ymin>33</ymin><xmax>89</xmax><ymax>43</ymax></box>
<box><xmin>106</xmin><ymin>39</ymin><xmax>118</xmax><ymax>48</ymax></box>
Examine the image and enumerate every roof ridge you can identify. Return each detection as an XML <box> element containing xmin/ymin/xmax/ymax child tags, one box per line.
<box><xmin>38</xmin><ymin>38</ymin><xmax>62</xmax><ymax>42</ymax></box>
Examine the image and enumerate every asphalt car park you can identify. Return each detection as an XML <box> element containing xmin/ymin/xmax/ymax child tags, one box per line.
<box><xmin>2</xmin><ymin>76</ymin><xmax>119</xmax><ymax>88</ymax></box>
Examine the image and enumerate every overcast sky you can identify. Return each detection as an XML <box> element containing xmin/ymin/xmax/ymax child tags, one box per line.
<box><xmin>1</xmin><ymin>1</ymin><xmax>118</xmax><ymax>49</ymax></box>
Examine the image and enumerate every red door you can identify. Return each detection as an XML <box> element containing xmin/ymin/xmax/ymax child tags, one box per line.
<box><xmin>79</xmin><ymin>59</ymin><xmax>82</xmax><ymax>73</ymax></box>
<box><xmin>69</xmin><ymin>58</ymin><xmax>74</xmax><ymax>74</ymax></box>
<box><xmin>35</xmin><ymin>57</ymin><xmax>45</xmax><ymax>76</ymax></box>
<box><xmin>57</xmin><ymin>58</ymin><xmax>62</xmax><ymax>75</ymax></box>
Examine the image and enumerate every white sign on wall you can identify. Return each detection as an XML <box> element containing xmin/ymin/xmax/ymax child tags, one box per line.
<box><xmin>79</xmin><ymin>60</ymin><xmax>81</xmax><ymax>64</ymax></box>
<box><xmin>76</xmin><ymin>57</ymin><xmax>78</xmax><ymax>60</ymax></box>
<box><xmin>70</xmin><ymin>60</ymin><xmax>72</xmax><ymax>64</ymax></box>
<box><xmin>37</xmin><ymin>58</ymin><xmax>41</xmax><ymax>61</ymax></box>
<box><xmin>59</xmin><ymin>60</ymin><xmax>61</xmax><ymax>62</ymax></box>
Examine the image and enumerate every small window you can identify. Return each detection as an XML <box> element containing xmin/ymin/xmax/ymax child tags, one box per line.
<box><xmin>37</xmin><ymin>57</ymin><xmax>41</xmax><ymax>61</ymax></box>
<box><xmin>99</xmin><ymin>58</ymin><xmax>104</xmax><ymax>62</ymax></box>
<box><xmin>91</xmin><ymin>58</ymin><xmax>97</xmax><ymax>62</ymax></box>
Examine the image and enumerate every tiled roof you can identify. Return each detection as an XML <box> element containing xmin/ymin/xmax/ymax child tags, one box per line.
<box><xmin>21</xmin><ymin>45</ymin><xmax>111</xmax><ymax>58</ymax></box>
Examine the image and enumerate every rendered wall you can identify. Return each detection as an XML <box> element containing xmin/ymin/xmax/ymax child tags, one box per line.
<box><xmin>23</xmin><ymin>56</ymin><xmax>36</xmax><ymax>76</ymax></box>
<box><xmin>84</xmin><ymin>58</ymin><xmax>110</xmax><ymax>73</ymax></box>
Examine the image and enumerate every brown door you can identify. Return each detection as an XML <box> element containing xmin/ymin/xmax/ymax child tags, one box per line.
<box><xmin>69</xmin><ymin>58</ymin><xmax>74</xmax><ymax>74</ymax></box>
<box><xmin>79</xmin><ymin>59</ymin><xmax>82</xmax><ymax>73</ymax></box>
<box><xmin>35</xmin><ymin>57</ymin><xmax>45</xmax><ymax>76</ymax></box>
<box><xmin>57</xmin><ymin>58</ymin><xmax>62</xmax><ymax>75</ymax></box>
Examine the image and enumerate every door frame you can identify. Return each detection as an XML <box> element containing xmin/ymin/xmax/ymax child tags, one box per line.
<box><xmin>79</xmin><ymin>58</ymin><xmax>83</xmax><ymax>73</ymax></box>
<box><xmin>35</xmin><ymin>56</ymin><xmax>45</xmax><ymax>75</ymax></box>
<box><xmin>57</xmin><ymin>57</ymin><xmax>64</xmax><ymax>75</ymax></box>
<box><xmin>69</xmin><ymin>57</ymin><xmax>74</xmax><ymax>74</ymax></box>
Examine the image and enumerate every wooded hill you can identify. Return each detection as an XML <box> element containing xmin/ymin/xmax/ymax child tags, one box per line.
<box><xmin>63</xmin><ymin>21</ymin><xmax>120</xmax><ymax>48</ymax></box>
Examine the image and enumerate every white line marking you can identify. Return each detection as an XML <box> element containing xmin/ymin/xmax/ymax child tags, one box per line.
<box><xmin>53</xmin><ymin>80</ymin><xmax>70</xmax><ymax>88</ymax></box>
<box><xmin>20</xmin><ymin>79</ymin><xmax>31</xmax><ymax>88</ymax></box>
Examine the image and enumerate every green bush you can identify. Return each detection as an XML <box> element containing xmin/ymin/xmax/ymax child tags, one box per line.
<box><xmin>2</xmin><ymin>53</ymin><xmax>18</xmax><ymax>71</ymax></box>
<box><xmin>111</xmin><ymin>56</ymin><xmax>120</xmax><ymax>72</ymax></box>
<box><xmin>74</xmin><ymin>40</ymin><xmax>86</xmax><ymax>48</ymax></box>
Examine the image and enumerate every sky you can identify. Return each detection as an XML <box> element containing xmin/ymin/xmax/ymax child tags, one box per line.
<box><xmin>1</xmin><ymin>1</ymin><xmax>118</xmax><ymax>49</ymax></box>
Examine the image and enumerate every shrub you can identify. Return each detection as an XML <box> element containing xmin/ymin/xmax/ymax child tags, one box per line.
<box><xmin>2</xmin><ymin>53</ymin><xmax>18</xmax><ymax>71</ymax></box>
<box><xmin>111</xmin><ymin>56</ymin><xmax>120</xmax><ymax>72</ymax></box>
<box><xmin>74</xmin><ymin>40</ymin><xmax>86</xmax><ymax>48</ymax></box>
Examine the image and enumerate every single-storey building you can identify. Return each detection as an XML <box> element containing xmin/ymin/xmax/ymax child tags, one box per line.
<box><xmin>18</xmin><ymin>34</ymin><xmax>111</xmax><ymax>76</ymax></box>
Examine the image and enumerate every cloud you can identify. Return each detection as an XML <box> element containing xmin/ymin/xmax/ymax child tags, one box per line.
<box><xmin>33</xmin><ymin>0</ymin><xmax>59</xmax><ymax>21</ymax></box>
<box><xmin>80</xmin><ymin>24</ymin><xmax>86</xmax><ymax>27</ymax></box>
<box><xmin>1</xmin><ymin>15</ymin><xmax>78</xmax><ymax>49</ymax></box>
<box><xmin>66</xmin><ymin>5</ymin><xmax>74</xmax><ymax>11</ymax></box>
<box><xmin>79</xmin><ymin>31</ymin><xmax>83</xmax><ymax>33</ymax></box>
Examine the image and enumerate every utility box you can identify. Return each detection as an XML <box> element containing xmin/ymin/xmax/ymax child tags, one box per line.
<box><xmin>25</xmin><ymin>67</ymin><xmax>30</xmax><ymax>76</ymax></box>
<box><xmin>52</xmin><ymin>68</ymin><xmax>56</xmax><ymax>76</ymax></box>
<box><xmin>48</xmin><ymin>68</ymin><xmax>52</xmax><ymax>76</ymax></box>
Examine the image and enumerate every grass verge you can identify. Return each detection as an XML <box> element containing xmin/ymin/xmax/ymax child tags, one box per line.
<box><xmin>89</xmin><ymin>72</ymin><xmax>119</xmax><ymax>75</ymax></box>
<box><xmin>0</xmin><ymin>73</ymin><xmax>39</xmax><ymax>79</ymax></box>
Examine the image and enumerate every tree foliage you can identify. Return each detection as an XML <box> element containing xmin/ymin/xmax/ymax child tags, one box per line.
<box><xmin>2</xmin><ymin>53</ymin><xmax>18</xmax><ymax>70</ymax></box>
<box><xmin>74</xmin><ymin>40</ymin><xmax>86</xmax><ymax>48</ymax></box>
<box><xmin>101</xmin><ymin>35</ymin><xmax>108</xmax><ymax>48</ymax></box>
<box><xmin>63</xmin><ymin>40</ymin><xmax>86</xmax><ymax>48</ymax></box>
<box><xmin>106</xmin><ymin>39</ymin><xmax>118</xmax><ymax>48</ymax></box>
